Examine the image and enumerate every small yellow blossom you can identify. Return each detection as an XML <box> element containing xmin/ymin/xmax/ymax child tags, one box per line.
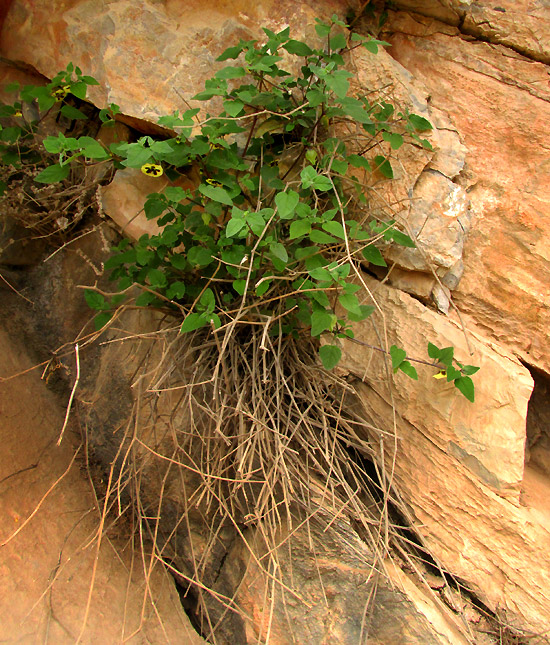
<box><xmin>205</xmin><ymin>178</ymin><xmax>222</xmax><ymax>187</ymax></box>
<box><xmin>141</xmin><ymin>163</ymin><xmax>164</xmax><ymax>177</ymax></box>
<box><xmin>52</xmin><ymin>85</ymin><xmax>71</xmax><ymax>100</ymax></box>
<box><xmin>433</xmin><ymin>371</ymin><xmax>447</xmax><ymax>379</ymax></box>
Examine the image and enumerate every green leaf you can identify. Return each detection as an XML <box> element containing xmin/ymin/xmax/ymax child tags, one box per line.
<box><xmin>255</xmin><ymin>280</ymin><xmax>271</xmax><ymax>297</ymax></box>
<box><xmin>233</xmin><ymin>279</ymin><xmax>246</xmax><ymax>295</ymax></box>
<box><xmin>147</xmin><ymin>268</ymin><xmax>168</xmax><ymax>288</ymax></box>
<box><xmin>269</xmin><ymin>242</ymin><xmax>288</xmax><ymax>264</ymax></box>
<box><xmin>94</xmin><ymin>311</ymin><xmax>113</xmax><ymax>331</ymax></box>
<box><xmin>308</xmin><ymin>267</ymin><xmax>333</xmax><ymax>282</ymax></box>
<box><xmin>427</xmin><ymin>342</ymin><xmax>440</xmax><ymax>359</ymax></box>
<box><xmin>391</xmin><ymin>229</ymin><xmax>415</xmax><ymax>248</ymax></box>
<box><xmin>312</xmin><ymin>174</ymin><xmax>333</xmax><ymax>191</ymax></box>
<box><xmin>340</xmin><ymin>98</ymin><xmax>372</xmax><ymax>124</ymax></box>
<box><xmin>399</xmin><ymin>361</ymin><xmax>419</xmax><ymax>380</ymax></box>
<box><xmin>438</xmin><ymin>346</ymin><xmax>455</xmax><ymax>366</ymax></box>
<box><xmin>226</xmin><ymin>217</ymin><xmax>247</xmax><ymax>238</ymax></box>
<box><xmin>347</xmin><ymin>154</ymin><xmax>371</xmax><ymax>171</ymax></box>
<box><xmin>446</xmin><ymin>365</ymin><xmax>462</xmax><ymax>381</ymax></box>
<box><xmin>164</xmin><ymin>186</ymin><xmax>187</xmax><ymax>202</ymax></box>
<box><xmin>382</xmin><ymin>131</ymin><xmax>404</xmax><ymax>150</ymax></box>
<box><xmin>322</xmin><ymin>221</ymin><xmax>345</xmax><ymax>239</ymax></box>
<box><xmin>315</xmin><ymin>21</ymin><xmax>331</xmax><ymax>39</ymax></box>
<box><xmin>289</xmin><ymin>220</ymin><xmax>311</xmax><ymax>239</ymax></box>
<box><xmin>166</xmin><ymin>281</ymin><xmax>186</xmax><ymax>299</ymax></box>
<box><xmin>60</xmin><ymin>104</ymin><xmax>88</xmax><ymax>120</ymax></box>
<box><xmin>390</xmin><ymin>345</ymin><xmax>406</xmax><ymax>371</ymax></box>
<box><xmin>122</xmin><ymin>144</ymin><xmax>153</xmax><ymax>167</ymax></box>
<box><xmin>324</xmin><ymin>69</ymin><xmax>350</xmax><ymax>99</ymax></box>
<box><xmin>282</xmin><ymin>40</ymin><xmax>313</xmax><ymax>56</ymax></box>
<box><xmin>455</xmin><ymin>376</ymin><xmax>475</xmax><ymax>402</ymax></box>
<box><xmin>319</xmin><ymin>344</ymin><xmax>342</xmax><ymax>370</ymax></box>
<box><xmin>348</xmin><ymin>305</ymin><xmax>375</xmax><ymax>322</ymax></box>
<box><xmin>200</xmin><ymin>288</ymin><xmax>216</xmax><ymax>313</ymax></box>
<box><xmin>199</xmin><ymin>183</ymin><xmax>234</xmax><ymax>206</ymax></box>
<box><xmin>363</xmin><ymin>40</ymin><xmax>379</xmax><ymax>54</ymax></box>
<box><xmin>461</xmin><ymin>365</ymin><xmax>480</xmax><ymax>376</ymax></box>
<box><xmin>136</xmin><ymin>291</ymin><xmax>160</xmax><ymax>307</ymax></box>
<box><xmin>374</xmin><ymin>155</ymin><xmax>393</xmax><ymax>179</ymax></box>
<box><xmin>224</xmin><ymin>100</ymin><xmax>244</xmax><ymax>117</ymax></box>
<box><xmin>330</xmin><ymin>33</ymin><xmax>347</xmax><ymax>50</ymax></box>
<box><xmin>150</xmin><ymin>140</ymin><xmax>174</xmax><ymax>155</ymax></box>
<box><xmin>144</xmin><ymin>196</ymin><xmax>167</xmax><ymax>220</ymax></box>
<box><xmin>408</xmin><ymin>113</ymin><xmax>433</xmax><ymax>132</ymax></box>
<box><xmin>180</xmin><ymin>313</ymin><xmax>208</xmax><ymax>333</ymax></box>
<box><xmin>35</xmin><ymin>163</ymin><xmax>70</xmax><ymax>184</ymax></box>
<box><xmin>81</xmin><ymin>75</ymin><xmax>100</xmax><ymax>85</ymax></box>
<box><xmin>216</xmin><ymin>45</ymin><xmax>246</xmax><ymax>61</ymax></box>
<box><xmin>215</xmin><ymin>66</ymin><xmax>246</xmax><ymax>79</ymax></box>
<box><xmin>275</xmin><ymin>190</ymin><xmax>300</xmax><ymax>219</ymax></box>
<box><xmin>309</xmin><ymin>229</ymin><xmax>337</xmax><ymax>244</ymax></box>
<box><xmin>69</xmin><ymin>81</ymin><xmax>87</xmax><ymax>99</ymax></box>
<box><xmin>338</xmin><ymin>293</ymin><xmax>362</xmax><ymax>316</ymax></box>
<box><xmin>361</xmin><ymin>245</ymin><xmax>387</xmax><ymax>267</ymax></box>
<box><xmin>84</xmin><ymin>289</ymin><xmax>107</xmax><ymax>310</ymax></box>
<box><xmin>311</xmin><ymin>310</ymin><xmax>334</xmax><ymax>337</ymax></box>
<box><xmin>78</xmin><ymin>136</ymin><xmax>109</xmax><ymax>159</ymax></box>
<box><xmin>300</xmin><ymin>166</ymin><xmax>317</xmax><ymax>189</ymax></box>
<box><xmin>43</xmin><ymin>135</ymin><xmax>65</xmax><ymax>154</ymax></box>
<box><xmin>188</xmin><ymin>246</ymin><xmax>213</xmax><ymax>267</ymax></box>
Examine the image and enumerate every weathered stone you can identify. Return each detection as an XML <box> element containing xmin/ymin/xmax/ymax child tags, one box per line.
<box><xmin>220</xmin><ymin>504</ymin><xmax>472</xmax><ymax>644</ymax></box>
<box><xmin>387</xmin><ymin>0</ymin><xmax>550</xmax><ymax>63</ymax></box>
<box><xmin>340</xmin><ymin>274</ymin><xmax>532</xmax><ymax>495</ymax></box>
<box><xmin>385</xmin><ymin>169</ymin><xmax>471</xmax><ymax>273</ymax></box>
<box><xmin>0</xmin><ymin>0</ymin><xmax>357</xmax><ymax>123</ymax></box>
<box><xmin>347</xmin><ymin>44</ymin><xmax>471</xmax><ymax>284</ymax></box>
<box><xmin>100</xmin><ymin>167</ymin><xmax>168</xmax><ymax>240</ymax></box>
<box><xmin>383</xmin><ymin>11</ymin><xmax>550</xmax><ymax>374</ymax></box>
<box><xmin>336</xmin><ymin>275</ymin><xmax>550</xmax><ymax>635</ymax></box>
<box><xmin>0</xmin><ymin>324</ymin><xmax>204</xmax><ymax>644</ymax></box>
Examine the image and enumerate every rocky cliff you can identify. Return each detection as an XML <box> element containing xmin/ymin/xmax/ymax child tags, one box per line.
<box><xmin>1</xmin><ymin>1</ymin><xmax>549</xmax><ymax>643</ymax></box>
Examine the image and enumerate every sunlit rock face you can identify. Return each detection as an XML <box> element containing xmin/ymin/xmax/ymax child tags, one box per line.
<box><xmin>2</xmin><ymin>0</ymin><xmax>550</xmax><ymax>640</ymax></box>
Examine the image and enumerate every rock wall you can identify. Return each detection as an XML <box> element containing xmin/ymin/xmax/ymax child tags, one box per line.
<box><xmin>1</xmin><ymin>0</ymin><xmax>550</xmax><ymax>642</ymax></box>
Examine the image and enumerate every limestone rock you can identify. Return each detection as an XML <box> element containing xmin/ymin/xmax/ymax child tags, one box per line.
<box><xmin>383</xmin><ymin>11</ymin><xmax>550</xmax><ymax>374</ymax></box>
<box><xmin>100</xmin><ymin>167</ymin><xmax>168</xmax><ymax>240</ymax></box>
<box><xmin>347</xmin><ymin>44</ymin><xmax>471</xmax><ymax>284</ymax></box>
<box><xmin>337</xmin><ymin>275</ymin><xmax>550</xmax><ymax>635</ymax></box>
<box><xmin>340</xmin><ymin>274</ymin><xmax>532</xmax><ymax>496</ymax></box>
<box><xmin>0</xmin><ymin>324</ymin><xmax>204</xmax><ymax>644</ymax></box>
<box><xmin>220</xmin><ymin>506</ymin><xmax>471</xmax><ymax>645</ymax></box>
<box><xmin>387</xmin><ymin>1</ymin><xmax>550</xmax><ymax>63</ymax></box>
<box><xmin>0</xmin><ymin>0</ymin><xmax>357</xmax><ymax>123</ymax></box>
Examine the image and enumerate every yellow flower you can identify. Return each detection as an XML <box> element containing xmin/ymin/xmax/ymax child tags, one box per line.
<box><xmin>141</xmin><ymin>163</ymin><xmax>164</xmax><ymax>177</ymax></box>
<box><xmin>52</xmin><ymin>85</ymin><xmax>71</xmax><ymax>101</ymax></box>
<box><xmin>433</xmin><ymin>371</ymin><xmax>447</xmax><ymax>379</ymax></box>
<box><xmin>205</xmin><ymin>178</ymin><xmax>222</xmax><ymax>187</ymax></box>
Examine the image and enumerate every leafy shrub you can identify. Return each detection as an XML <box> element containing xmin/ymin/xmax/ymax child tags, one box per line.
<box><xmin>0</xmin><ymin>15</ymin><xmax>478</xmax><ymax>400</ymax></box>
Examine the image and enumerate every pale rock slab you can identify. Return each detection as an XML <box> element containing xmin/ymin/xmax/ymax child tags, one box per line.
<box><xmin>383</xmin><ymin>11</ymin><xmax>550</xmax><ymax>374</ymax></box>
<box><xmin>387</xmin><ymin>0</ymin><xmax>550</xmax><ymax>63</ymax></box>
<box><xmin>0</xmin><ymin>0</ymin><xmax>356</xmax><ymax>123</ymax></box>
<box><xmin>0</xmin><ymin>327</ymin><xmax>205</xmax><ymax>644</ymax></box>
<box><xmin>337</xmin><ymin>276</ymin><xmax>550</xmax><ymax>635</ymax></box>
<box><xmin>348</xmin><ymin>44</ymin><xmax>472</xmax><ymax>282</ymax></box>
<box><xmin>221</xmin><ymin>504</ymin><xmax>472</xmax><ymax>644</ymax></box>
<box><xmin>339</xmin><ymin>274</ymin><xmax>532</xmax><ymax>495</ymax></box>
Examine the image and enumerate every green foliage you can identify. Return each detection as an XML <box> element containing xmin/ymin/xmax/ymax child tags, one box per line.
<box><xmin>428</xmin><ymin>342</ymin><xmax>479</xmax><ymax>402</ymax></box>
<box><xmin>0</xmin><ymin>19</ymin><xmax>479</xmax><ymax>401</ymax></box>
